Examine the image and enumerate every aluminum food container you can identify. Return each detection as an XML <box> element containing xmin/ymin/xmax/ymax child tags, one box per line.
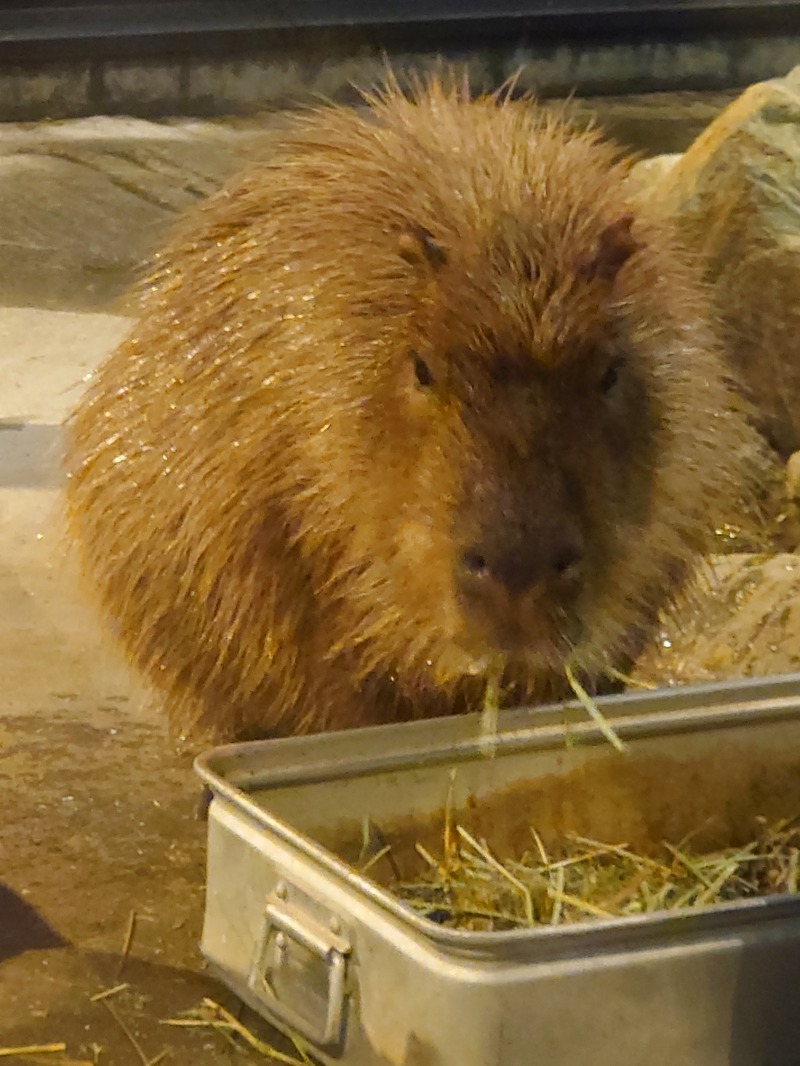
<box><xmin>195</xmin><ymin>673</ymin><xmax>800</xmax><ymax>1066</ymax></box>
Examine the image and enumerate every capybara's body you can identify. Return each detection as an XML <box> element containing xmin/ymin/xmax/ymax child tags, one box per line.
<box><xmin>64</xmin><ymin>75</ymin><xmax>755</xmax><ymax>742</ymax></box>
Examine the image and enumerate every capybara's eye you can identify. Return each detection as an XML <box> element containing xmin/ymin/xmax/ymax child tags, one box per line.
<box><xmin>600</xmin><ymin>358</ymin><xmax>623</xmax><ymax>395</ymax></box>
<box><xmin>412</xmin><ymin>352</ymin><xmax>434</xmax><ymax>389</ymax></box>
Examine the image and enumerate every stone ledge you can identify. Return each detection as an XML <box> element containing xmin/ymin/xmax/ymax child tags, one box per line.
<box><xmin>0</xmin><ymin>31</ymin><xmax>795</xmax><ymax>122</ymax></box>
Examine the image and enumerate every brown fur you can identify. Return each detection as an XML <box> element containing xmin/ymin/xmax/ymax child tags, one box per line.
<box><xmin>63</xmin><ymin>73</ymin><xmax>757</xmax><ymax>743</ymax></box>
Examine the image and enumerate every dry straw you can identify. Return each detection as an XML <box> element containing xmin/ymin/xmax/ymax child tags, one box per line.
<box><xmin>386</xmin><ymin>811</ymin><xmax>800</xmax><ymax>930</ymax></box>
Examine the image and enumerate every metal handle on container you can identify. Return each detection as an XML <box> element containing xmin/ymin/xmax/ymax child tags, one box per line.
<box><xmin>249</xmin><ymin>892</ymin><xmax>350</xmax><ymax>1049</ymax></box>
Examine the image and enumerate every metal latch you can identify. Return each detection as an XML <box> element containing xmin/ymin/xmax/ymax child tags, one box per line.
<box><xmin>249</xmin><ymin>885</ymin><xmax>351</xmax><ymax>1049</ymax></box>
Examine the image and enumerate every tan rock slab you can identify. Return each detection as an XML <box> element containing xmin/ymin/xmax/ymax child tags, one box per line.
<box><xmin>647</xmin><ymin>65</ymin><xmax>800</xmax><ymax>457</ymax></box>
<box><xmin>634</xmin><ymin>552</ymin><xmax>800</xmax><ymax>686</ymax></box>
<box><xmin>0</xmin><ymin>116</ymin><xmax>280</xmax><ymax>312</ymax></box>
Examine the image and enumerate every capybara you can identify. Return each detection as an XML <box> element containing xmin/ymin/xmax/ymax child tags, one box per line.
<box><xmin>63</xmin><ymin>73</ymin><xmax>756</xmax><ymax>743</ymax></box>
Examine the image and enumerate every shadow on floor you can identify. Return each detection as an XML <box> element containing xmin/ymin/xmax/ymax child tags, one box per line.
<box><xmin>0</xmin><ymin>881</ymin><xmax>67</xmax><ymax>963</ymax></box>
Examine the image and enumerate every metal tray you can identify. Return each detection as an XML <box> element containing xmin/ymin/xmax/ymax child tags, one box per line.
<box><xmin>196</xmin><ymin>673</ymin><xmax>800</xmax><ymax>1066</ymax></box>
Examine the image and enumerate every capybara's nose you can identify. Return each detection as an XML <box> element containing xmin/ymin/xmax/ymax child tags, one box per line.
<box><xmin>458</xmin><ymin>530</ymin><xmax>584</xmax><ymax>598</ymax></box>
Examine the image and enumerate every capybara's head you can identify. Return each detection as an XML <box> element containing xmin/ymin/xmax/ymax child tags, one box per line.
<box><xmin>346</xmin><ymin>208</ymin><xmax>658</xmax><ymax>681</ymax></box>
<box><xmin>64</xmin><ymin>73</ymin><xmax>755</xmax><ymax>739</ymax></box>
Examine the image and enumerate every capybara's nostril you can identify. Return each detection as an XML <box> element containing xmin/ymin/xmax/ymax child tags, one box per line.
<box><xmin>460</xmin><ymin>550</ymin><xmax>489</xmax><ymax>579</ymax></box>
<box><xmin>552</xmin><ymin>536</ymin><xmax>584</xmax><ymax>580</ymax></box>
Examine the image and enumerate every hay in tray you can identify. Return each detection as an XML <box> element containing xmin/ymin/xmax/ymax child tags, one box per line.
<box><xmin>376</xmin><ymin>802</ymin><xmax>800</xmax><ymax>931</ymax></box>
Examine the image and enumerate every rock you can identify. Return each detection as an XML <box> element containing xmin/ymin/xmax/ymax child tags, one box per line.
<box><xmin>627</xmin><ymin>152</ymin><xmax>681</xmax><ymax>194</ymax></box>
<box><xmin>633</xmin><ymin>552</ymin><xmax>800</xmax><ymax>687</ymax></box>
<box><xmin>0</xmin><ymin>116</ymin><xmax>281</xmax><ymax>313</ymax></box>
<box><xmin>786</xmin><ymin>451</ymin><xmax>800</xmax><ymax>502</ymax></box>
<box><xmin>572</xmin><ymin>91</ymin><xmax>735</xmax><ymax>157</ymax></box>
<box><xmin>644</xmin><ymin>65</ymin><xmax>800</xmax><ymax>458</ymax></box>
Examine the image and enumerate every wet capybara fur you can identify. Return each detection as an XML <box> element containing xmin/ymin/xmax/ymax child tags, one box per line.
<box><xmin>64</xmin><ymin>73</ymin><xmax>756</xmax><ymax>743</ymax></box>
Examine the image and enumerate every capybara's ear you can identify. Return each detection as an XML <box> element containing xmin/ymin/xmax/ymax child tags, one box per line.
<box><xmin>576</xmin><ymin>213</ymin><xmax>642</xmax><ymax>283</ymax></box>
<box><xmin>397</xmin><ymin>224</ymin><xmax>448</xmax><ymax>270</ymax></box>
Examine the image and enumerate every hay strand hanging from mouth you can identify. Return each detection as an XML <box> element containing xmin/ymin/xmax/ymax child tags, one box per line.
<box><xmin>478</xmin><ymin>661</ymin><xmax>628</xmax><ymax>757</ymax></box>
<box><xmin>565</xmin><ymin>663</ymin><xmax>626</xmax><ymax>753</ymax></box>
